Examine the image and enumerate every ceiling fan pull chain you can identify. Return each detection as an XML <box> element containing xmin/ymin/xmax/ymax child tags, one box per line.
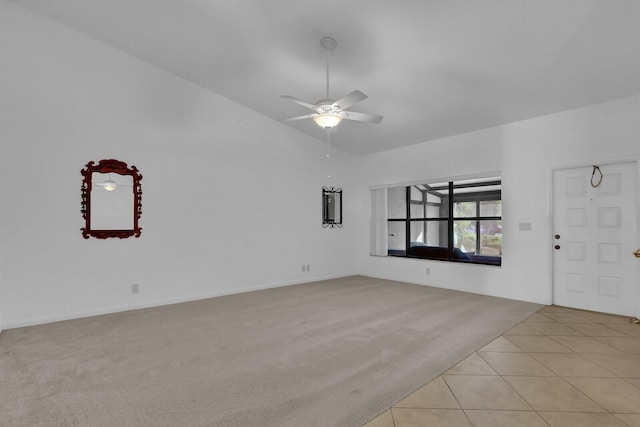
<box><xmin>326</xmin><ymin>129</ymin><xmax>332</xmax><ymax>180</ymax></box>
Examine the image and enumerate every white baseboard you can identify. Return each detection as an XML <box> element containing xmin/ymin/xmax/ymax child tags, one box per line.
<box><xmin>2</xmin><ymin>273</ymin><xmax>353</xmax><ymax>330</ymax></box>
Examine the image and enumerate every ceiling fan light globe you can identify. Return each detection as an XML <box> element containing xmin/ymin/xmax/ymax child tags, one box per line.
<box><xmin>103</xmin><ymin>179</ymin><xmax>117</xmax><ymax>191</ymax></box>
<box><xmin>313</xmin><ymin>113</ymin><xmax>342</xmax><ymax>128</ymax></box>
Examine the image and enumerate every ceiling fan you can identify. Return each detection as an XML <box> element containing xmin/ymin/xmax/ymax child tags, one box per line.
<box><xmin>94</xmin><ymin>174</ymin><xmax>132</xmax><ymax>192</ymax></box>
<box><xmin>281</xmin><ymin>37</ymin><xmax>383</xmax><ymax>129</ymax></box>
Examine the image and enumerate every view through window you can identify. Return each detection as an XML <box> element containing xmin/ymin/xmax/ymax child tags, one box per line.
<box><xmin>386</xmin><ymin>176</ymin><xmax>501</xmax><ymax>265</ymax></box>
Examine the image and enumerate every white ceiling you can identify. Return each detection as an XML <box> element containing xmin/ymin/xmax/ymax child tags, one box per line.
<box><xmin>12</xmin><ymin>0</ymin><xmax>640</xmax><ymax>156</ymax></box>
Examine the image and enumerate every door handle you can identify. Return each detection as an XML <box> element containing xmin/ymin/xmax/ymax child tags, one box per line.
<box><xmin>634</xmin><ymin>249</ymin><xmax>640</xmax><ymax>258</ymax></box>
<box><xmin>555</xmin><ymin>245</ymin><xmax>561</xmax><ymax>250</ymax></box>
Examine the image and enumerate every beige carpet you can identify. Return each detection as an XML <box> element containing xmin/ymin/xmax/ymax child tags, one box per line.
<box><xmin>0</xmin><ymin>276</ymin><xmax>541</xmax><ymax>426</ymax></box>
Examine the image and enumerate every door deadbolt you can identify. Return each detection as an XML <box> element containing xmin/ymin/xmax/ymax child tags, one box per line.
<box><xmin>554</xmin><ymin>234</ymin><xmax>560</xmax><ymax>239</ymax></box>
<box><xmin>554</xmin><ymin>245</ymin><xmax>561</xmax><ymax>250</ymax></box>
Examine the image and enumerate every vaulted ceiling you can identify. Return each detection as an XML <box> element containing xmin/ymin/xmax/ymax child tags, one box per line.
<box><xmin>12</xmin><ymin>0</ymin><xmax>640</xmax><ymax>156</ymax></box>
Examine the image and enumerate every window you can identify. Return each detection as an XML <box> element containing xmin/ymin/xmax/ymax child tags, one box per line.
<box><xmin>380</xmin><ymin>176</ymin><xmax>501</xmax><ymax>265</ymax></box>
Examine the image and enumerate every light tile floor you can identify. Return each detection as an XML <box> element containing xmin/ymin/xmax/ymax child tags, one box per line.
<box><xmin>363</xmin><ymin>305</ymin><xmax>640</xmax><ymax>427</ymax></box>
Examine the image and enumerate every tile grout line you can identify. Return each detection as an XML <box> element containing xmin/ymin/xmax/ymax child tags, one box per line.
<box><xmin>515</xmin><ymin>317</ymin><xmax>614</xmax><ymax>416</ymax></box>
<box><xmin>366</xmin><ymin>306</ymin><xmax>640</xmax><ymax>426</ymax></box>
<box><xmin>440</xmin><ymin>373</ymin><xmax>475</xmax><ymax>426</ymax></box>
<box><xmin>389</xmin><ymin>407</ymin><xmax>396</xmax><ymax>427</ymax></box>
<box><xmin>519</xmin><ymin>313</ymin><xmax>640</xmax><ymax>418</ymax></box>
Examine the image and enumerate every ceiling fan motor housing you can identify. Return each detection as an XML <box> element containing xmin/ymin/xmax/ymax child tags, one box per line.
<box><xmin>315</xmin><ymin>99</ymin><xmax>341</xmax><ymax>113</ymax></box>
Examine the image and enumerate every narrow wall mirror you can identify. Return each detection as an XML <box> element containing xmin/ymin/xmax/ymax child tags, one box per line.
<box><xmin>81</xmin><ymin>159</ymin><xmax>142</xmax><ymax>239</ymax></box>
<box><xmin>322</xmin><ymin>186</ymin><xmax>342</xmax><ymax>228</ymax></box>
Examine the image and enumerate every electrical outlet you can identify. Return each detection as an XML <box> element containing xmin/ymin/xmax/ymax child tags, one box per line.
<box><xmin>306</xmin><ymin>264</ymin><xmax>311</xmax><ymax>272</ymax></box>
<box><xmin>301</xmin><ymin>265</ymin><xmax>305</xmax><ymax>272</ymax></box>
<box><xmin>425</xmin><ymin>268</ymin><xmax>431</xmax><ymax>275</ymax></box>
<box><xmin>131</xmin><ymin>283</ymin><xmax>139</xmax><ymax>294</ymax></box>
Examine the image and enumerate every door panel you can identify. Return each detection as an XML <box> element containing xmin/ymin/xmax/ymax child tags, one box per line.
<box><xmin>552</xmin><ymin>162</ymin><xmax>638</xmax><ymax>316</ymax></box>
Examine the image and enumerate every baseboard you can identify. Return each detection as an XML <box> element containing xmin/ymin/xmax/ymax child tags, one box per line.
<box><xmin>2</xmin><ymin>273</ymin><xmax>354</xmax><ymax>330</ymax></box>
<box><xmin>363</xmin><ymin>272</ymin><xmax>548</xmax><ymax>306</ymax></box>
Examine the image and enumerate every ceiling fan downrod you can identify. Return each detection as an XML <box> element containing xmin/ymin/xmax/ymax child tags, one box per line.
<box><xmin>320</xmin><ymin>37</ymin><xmax>337</xmax><ymax>100</ymax></box>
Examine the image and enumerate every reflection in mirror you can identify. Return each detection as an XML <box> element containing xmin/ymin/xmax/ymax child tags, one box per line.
<box><xmin>91</xmin><ymin>173</ymin><xmax>134</xmax><ymax>230</ymax></box>
<box><xmin>322</xmin><ymin>186</ymin><xmax>342</xmax><ymax>228</ymax></box>
<box><xmin>81</xmin><ymin>159</ymin><xmax>142</xmax><ymax>239</ymax></box>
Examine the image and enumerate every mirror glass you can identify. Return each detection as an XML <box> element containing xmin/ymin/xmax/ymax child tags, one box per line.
<box><xmin>81</xmin><ymin>159</ymin><xmax>142</xmax><ymax>239</ymax></box>
<box><xmin>91</xmin><ymin>173</ymin><xmax>134</xmax><ymax>230</ymax></box>
<box><xmin>322</xmin><ymin>186</ymin><xmax>342</xmax><ymax>228</ymax></box>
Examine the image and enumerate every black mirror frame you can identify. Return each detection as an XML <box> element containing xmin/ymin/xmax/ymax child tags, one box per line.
<box><xmin>81</xmin><ymin>159</ymin><xmax>143</xmax><ymax>239</ymax></box>
<box><xmin>322</xmin><ymin>186</ymin><xmax>343</xmax><ymax>228</ymax></box>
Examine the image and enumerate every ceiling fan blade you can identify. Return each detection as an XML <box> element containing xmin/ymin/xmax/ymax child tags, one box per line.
<box><xmin>281</xmin><ymin>113</ymin><xmax>316</xmax><ymax>122</ymax></box>
<box><xmin>331</xmin><ymin>90</ymin><xmax>368</xmax><ymax>110</ymax></box>
<box><xmin>281</xmin><ymin>95</ymin><xmax>318</xmax><ymax>111</ymax></box>
<box><xmin>342</xmin><ymin>111</ymin><xmax>383</xmax><ymax>124</ymax></box>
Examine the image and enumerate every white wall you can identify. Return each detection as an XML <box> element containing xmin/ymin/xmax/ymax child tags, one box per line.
<box><xmin>0</xmin><ymin>2</ymin><xmax>357</xmax><ymax>329</ymax></box>
<box><xmin>3</xmin><ymin>2</ymin><xmax>640</xmax><ymax>330</ymax></box>
<box><xmin>355</xmin><ymin>95</ymin><xmax>640</xmax><ymax>305</ymax></box>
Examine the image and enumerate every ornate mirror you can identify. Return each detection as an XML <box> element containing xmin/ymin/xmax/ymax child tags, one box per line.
<box><xmin>81</xmin><ymin>159</ymin><xmax>142</xmax><ymax>239</ymax></box>
<box><xmin>322</xmin><ymin>186</ymin><xmax>342</xmax><ymax>228</ymax></box>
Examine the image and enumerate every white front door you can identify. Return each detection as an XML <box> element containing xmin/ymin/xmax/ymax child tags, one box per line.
<box><xmin>552</xmin><ymin>162</ymin><xmax>639</xmax><ymax>317</ymax></box>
